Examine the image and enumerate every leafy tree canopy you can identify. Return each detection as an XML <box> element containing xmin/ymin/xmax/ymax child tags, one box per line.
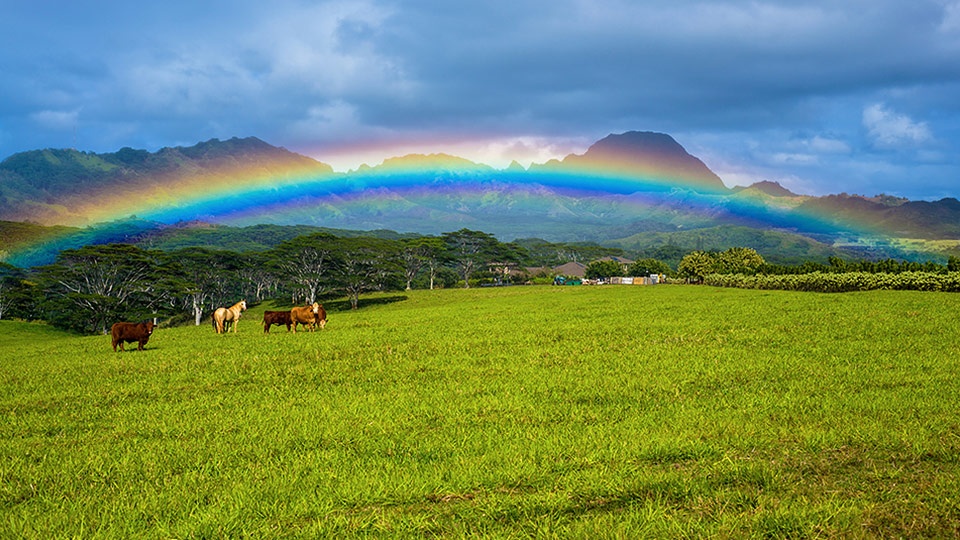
<box><xmin>628</xmin><ymin>258</ymin><xmax>673</xmax><ymax>277</ymax></box>
<box><xmin>585</xmin><ymin>260</ymin><xmax>625</xmax><ymax>279</ymax></box>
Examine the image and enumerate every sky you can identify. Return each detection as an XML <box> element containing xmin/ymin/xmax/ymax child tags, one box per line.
<box><xmin>2</xmin><ymin>0</ymin><xmax>959</xmax><ymax>200</ymax></box>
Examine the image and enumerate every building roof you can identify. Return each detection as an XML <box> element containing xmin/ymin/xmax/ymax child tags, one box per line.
<box><xmin>553</xmin><ymin>261</ymin><xmax>587</xmax><ymax>277</ymax></box>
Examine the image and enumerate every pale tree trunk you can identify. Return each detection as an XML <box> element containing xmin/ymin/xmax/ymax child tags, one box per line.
<box><xmin>193</xmin><ymin>297</ymin><xmax>204</xmax><ymax>326</ymax></box>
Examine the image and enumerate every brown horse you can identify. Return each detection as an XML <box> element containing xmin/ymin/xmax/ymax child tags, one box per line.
<box><xmin>212</xmin><ymin>300</ymin><xmax>247</xmax><ymax>334</ymax></box>
<box><xmin>290</xmin><ymin>302</ymin><xmax>320</xmax><ymax>333</ymax></box>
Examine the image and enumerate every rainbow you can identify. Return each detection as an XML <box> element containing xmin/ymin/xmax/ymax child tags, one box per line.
<box><xmin>2</xmin><ymin>151</ymin><xmax>894</xmax><ymax>267</ymax></box>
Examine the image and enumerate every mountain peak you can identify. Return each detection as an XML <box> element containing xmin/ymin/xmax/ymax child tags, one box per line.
<box><xmin>588</xmin><ymin>131</ymin><xmax>690</xmax><ymax>156</ymax></box>
<box><xmin>555</xmin><ymin>131</ymin><xmax>727</xmax><ymax>191</ymax></box>
<box><xmin>505</xmin><ymin>160</ymin><xmax>526</xmax><ymax>172</ymax></box>
<box><xmin>167</xmin><ymin>137</ymin><xmax>334</xmax><ymax>172</ymax></box>
<box><xmin>733</xmin><ymin>180</ymin><xmax>799</xmax><ymax>197</ymax></box>
<box><xmin>374</xmin><ymin>153</ymin><xmax>492</xmax><ymax>172</ymax></box>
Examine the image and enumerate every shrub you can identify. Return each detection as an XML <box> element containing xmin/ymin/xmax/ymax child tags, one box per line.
<box><xmin>704</xmin><ymin>271</ymin><xmax>960</xmax><ymax>293</ymax></box>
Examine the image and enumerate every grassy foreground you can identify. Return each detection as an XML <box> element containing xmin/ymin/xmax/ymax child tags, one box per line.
<box><xmin>1</xmin><ymin>285</ymin><xmax>959</xmax><ymax>538</ymax></box>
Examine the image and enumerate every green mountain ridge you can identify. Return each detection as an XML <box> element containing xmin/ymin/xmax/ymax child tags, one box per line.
<box><xmin>0</xmin><ymin>219</ymin><xmax>876</xmax><ymax>269</ymax></box>
<box><xmin>2</xmin><ymin>133</ymin><xmax>959</xmax><ymax>267</ymax></box>
<box><xmin>0</xmin><ymin>136</ymin><xmax>332</xmax><ymax>225</ymax></box>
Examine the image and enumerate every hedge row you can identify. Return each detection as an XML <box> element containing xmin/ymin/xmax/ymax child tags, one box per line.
<box><xmin>703</xmin><ymin>271</ymin><xmax>960</xmax><ymax>293</ymax></box>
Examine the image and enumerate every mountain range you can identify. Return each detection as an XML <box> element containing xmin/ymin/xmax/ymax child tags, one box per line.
<box><xmin>1</xmin><ymin>131</ymin><xmax>959</xmax><ymax>267</ymax></box>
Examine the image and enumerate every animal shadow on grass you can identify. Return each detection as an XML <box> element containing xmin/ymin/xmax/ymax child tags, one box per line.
<box><xmin>322</xmin><ymin>295</ymin><xmax>408</xmax><ymax>312</ymax></box>
<box><xmin>111</xmin><ymin>343</ymin><xmax>159</xmax><ymax>353</ymax></box>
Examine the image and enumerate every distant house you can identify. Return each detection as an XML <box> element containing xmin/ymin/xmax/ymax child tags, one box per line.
<box><xmin>523</xmin><ymin>266</ymin><xmax>552</xmax><ymax>278</ymax></box>
<box><xmin>487</xmin><ymin>265</ymin><xmax>551</xmax><ymax>284</ymax></box>
<box><xmin>553</xmin><ymin>261</ymin><xmax>587</xmax><ymax>278</ymax></box>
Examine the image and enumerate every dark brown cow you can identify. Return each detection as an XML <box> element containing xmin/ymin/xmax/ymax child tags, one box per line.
<box><xmin>263</xmin><ymin>310</ymin><xmax>292</xmax><ymax>333</ymax></box>
<box><xmin>111</xmin><ymin>321</ymin><xmax>156</xmax><ymax>352</ymax></box>
<box><xmin>315</xmin><ymin>304</ymin><xmax>327</xmax><ymax>330</ymax></box>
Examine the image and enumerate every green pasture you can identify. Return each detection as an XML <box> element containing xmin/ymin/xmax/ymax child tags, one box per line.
<box><xmin>1</xmin><ymin>285</ymin><xmax>959</xmax><ymax>538</ymax></box>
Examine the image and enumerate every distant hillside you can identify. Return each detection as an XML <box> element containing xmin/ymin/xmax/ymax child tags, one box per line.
<box><xmin>133</xmin><ymin>222</ymin><xmax>420</xmax><ymax>252</ymax></box>
<box><xmin>610</xmin><ymin>225</ymin><xmax>865</xmax><ymax>266</ymax></box>
<box><xmin>0</xmin><ymin>220</ymin><xmax>78</xmax><ymax>263</ymax></box>
<box><xmin>0</xmin><ymin>137</ymin><xmax>333</xmax><ymax>225</ymax></box>
<box><xmin>0</xmin><ymin>219</ymin><xmax>422</xmax><ymax>267</ymax></box>
<box><xmin>731</xmin><ymin>180</ymin><xmax>798</xmax><ymax>197</ymax></box>
<box><xmin>797</xmin><ymin>195</ymin><xmax>960</xmax><ymax>240</ymax></box>
<box><xmin>371</xmin><ymin>153</ymin><xmax>495</xmax><ymax>173</ymax></box>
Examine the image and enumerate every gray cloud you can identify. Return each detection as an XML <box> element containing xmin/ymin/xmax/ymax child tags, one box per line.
<box><xmin>1</xmin><ymin>0</ymin><xmax>958</xmax><ymax>199</ymax></box>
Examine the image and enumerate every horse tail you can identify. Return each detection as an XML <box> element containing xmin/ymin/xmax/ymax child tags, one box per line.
<box><xmin>212</xmin><ymin>309</ymin><xmax>224</xmax><ymax>334</ymax></box>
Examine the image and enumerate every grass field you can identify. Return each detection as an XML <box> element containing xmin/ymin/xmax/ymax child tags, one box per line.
<box><xmin>2</xmin><ymin>285</ymin><xmax>959</xmax><ymax>538</ymax></box>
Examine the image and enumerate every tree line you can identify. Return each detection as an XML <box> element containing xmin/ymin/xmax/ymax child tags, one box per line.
<box><xmin>2</xmin><ymin>230</ymin><xmax>957</xmax><ymax>333</ymax></box>
<box><xmin>673</xmin><ymin>248</ymin><xmax>960</xmax><ymax>292</ymax></box>
<box><xmin>0</xmin><ymin>229</ymin><xmax>566</xmax><ymax>334</ymax></box>
<box><xmin>582</xmin><ymin>246</ymin><xmax>960</xmax><ymax>292</ymax></box>
<box><xmin>675</xmin><ymin>249</ymin><xmax>959</xmax><ymax>283</ymax></box>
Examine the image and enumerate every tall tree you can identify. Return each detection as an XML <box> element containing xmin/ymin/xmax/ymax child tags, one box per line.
<box><xmin>334</xmin><ymin>237</ymin><xmax>402</xmax><ymax>309</ymax></box>
<box><xmin>162</xmin><ymin>247</ymin><xmax>244</xmax><ymax>326</ymax></box>
<box><xmin>268</xmin><ymin>233</ymin><xmax>338</xmax><ymax>303</ymax></box>
<box><xmin>400</xmin><ymin>236</ymin><xmax>445</xmax><ymax>290</ymax></box>
<box><xmin>422</xmin><ymin>238</ymin><xmax>449</xmax><ymax>290</ymax></box>
<box><xmin>715</xmin><ymin>247</ymin><xmax>766</xmax><ymax>275</ymax></box>
<box><xmin>677</xmin><ymin>251</ymin><xmax>717</xmax><ymax>283</ymax></box>
<box><xmin>235</xmin><ymin>251</ymin><xmax>279</xmax><ymax>302</ymax></box>
<box><xmin>35</xmin><ymin>244</ymin><xmax>165</xmax><ymax>333</ymax></box>
<box><xmin>585</xmin><ymin>259</ymin><xmax>624</xmax><ymax>280</ymax></box>
<box><xmin>0</xmin><ymin>262</ymin><xmax>22</xmax><ymax>320</ymax></box>
<box><xmin>441</xmin><ymin>229</ymin><xmax>500</xmax><ymax>288</ymax></box>
<box><xmin>628</xmin><ymin>258</ymin><xmax>673</xmax><ymax>277</ymax></box>
<box><xmin>487</xmin><ymin>242</ymin><xmax>529</xmax><ymax>285</ymax></box>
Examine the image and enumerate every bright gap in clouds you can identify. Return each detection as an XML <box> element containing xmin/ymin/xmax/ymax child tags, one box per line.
<box><xmin>306</xmin><ymin>136</ymin><xmax>591</xmax><ymax>172</ymax></box>
<box><xmin>863</xmin><ymin>103</ymin><xmax>933</xmax><ymax>148</ymax></box>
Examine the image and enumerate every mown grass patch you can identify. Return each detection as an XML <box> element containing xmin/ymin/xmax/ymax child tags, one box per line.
<box><xmin>2</xmin><ymin>285</ymin><xmax>959</xmax><ymax>537</ymax></box>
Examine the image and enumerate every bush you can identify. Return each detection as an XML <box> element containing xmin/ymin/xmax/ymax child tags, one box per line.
<box><xmin>704</xmin><ymin>271</ymin><xmax>960</xmax><ymax>293</ymax></box>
